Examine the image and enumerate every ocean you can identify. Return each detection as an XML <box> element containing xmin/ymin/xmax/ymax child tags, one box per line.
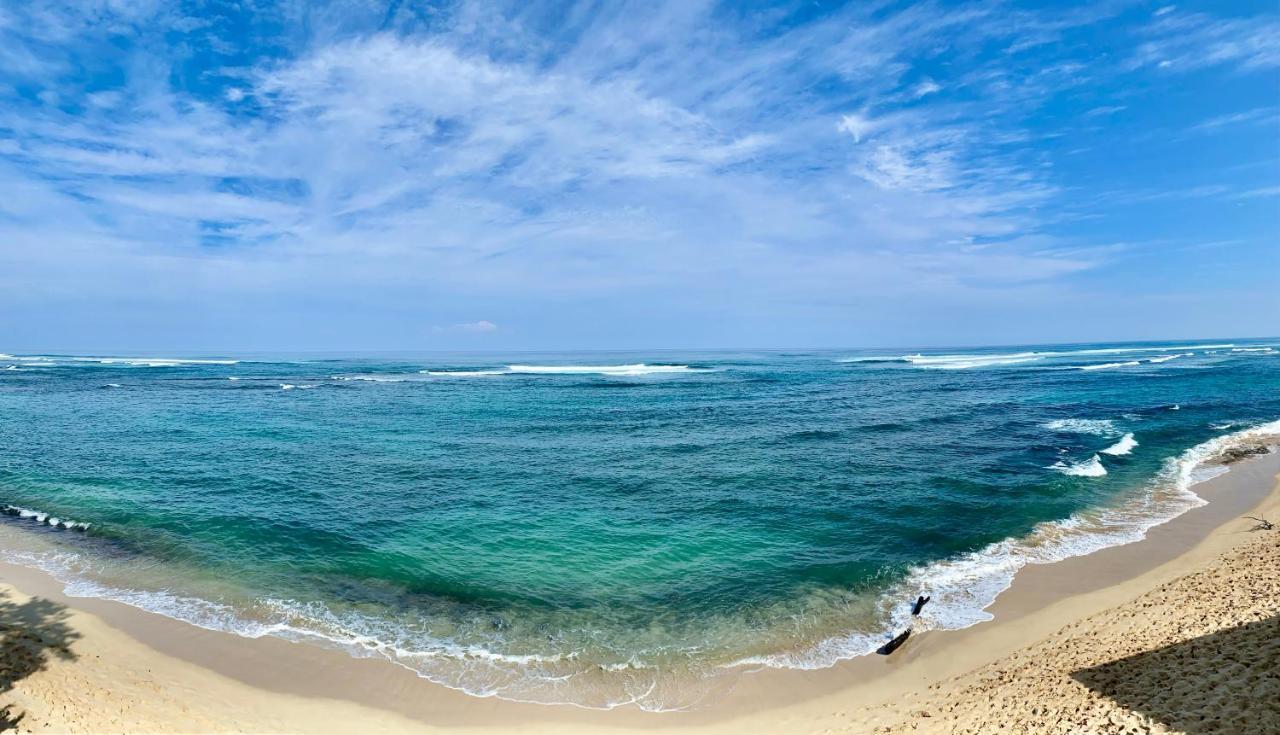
<box><xmin>1</xmin><ymin>340</ymin><xmax>1277</xmax><ymax>710</ymax></box>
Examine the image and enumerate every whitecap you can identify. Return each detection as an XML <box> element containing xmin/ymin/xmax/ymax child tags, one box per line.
<box><xmin>834</xmin><ymin>356</ymin><xmax>910</xmax><ymax>364</ymax></box>
<box><xmin>903</xmin><ymin>352</ymin><xmax>1042</xmax><ymax>369</ymax></box>
<box><xmin>331</xmin><ymin>374</ymin><xmax>419</xmax><ymax>383</ymax></box>
<box><xmin>1049</xmin><ymin>454</ymin><xmax>1108</xmax><ymax>477</ymax></box>
<box><xmin>72</xmin><ymin>357</ymin><xmax>240</xmax><ymax>366</ymax></box>
<box><xmin>2</xmin><ymin>504</ymin><xmax>89</xmax><ymax>531</ymax></box>
<box><xmin>1043</xmin><ymin>418</ymin><xmax>1118</xmax><ymax>436</ymax></box>
<box><xmin>900</xmin><ymin>343</ymin><xmax>1235</xmax><ymax>370</ymax></box>
<box><xmin>1100</xmin><ymin>433</ymin><xmax>1138</xmax><ymax>456</ymax></box>
<box><xmin>419</xmin><ymin>370</ymin><xmax>507</xmax><ymax>377</ymax></box>
<box><xmin>506</xmin><ymin>364</ymin><xmax>704</xmax><ymax>376</ymax></box>
<box><xmin>1080</xmin><ymin>361</ymin><xmax>1141</xmax><ymax>370</ymax></box>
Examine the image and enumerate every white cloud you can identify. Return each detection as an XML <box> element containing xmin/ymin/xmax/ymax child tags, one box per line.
<box><xmin>912</xmin><ymin>79</ymin><xmax>942</xmax><ymax>98</ymax></box>
<box><xmin>1131</xmin><ymin>11</ymin><xmax>1280</xmax><ymax>72</ymax></box>
<box><xmin>435</xmin><ymin>320</ymin><xmax>499</xmax><ymax>334</ymax></box>
<box><xmin>837</xmin><ymin>112</ymin><xmax>877</xmax><ymax>142</ymax></box>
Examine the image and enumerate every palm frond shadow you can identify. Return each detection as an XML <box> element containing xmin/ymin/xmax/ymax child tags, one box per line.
<box><xmin>0</xmin><ymin>591</ymin><xmax>80</xmax><ymax>732</ymax></box>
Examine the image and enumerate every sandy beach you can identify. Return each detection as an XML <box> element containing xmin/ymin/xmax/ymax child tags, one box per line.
<box><xmin>0</xmin><ymin>450</ymin><xmax>1277</xmax><ymax>734</ymax></box>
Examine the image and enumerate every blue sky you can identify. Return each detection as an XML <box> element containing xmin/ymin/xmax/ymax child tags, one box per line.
<box><xmin>1</xmin><ymin>1</ymin><xmax>1276</xmax><ymax>352</ymax></box>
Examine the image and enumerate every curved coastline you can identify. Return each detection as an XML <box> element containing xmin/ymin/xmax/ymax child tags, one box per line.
<box><xmin>0</xmin><ymin>425</ymin><xmax>1276</xmax><ymax>729</ymax></box>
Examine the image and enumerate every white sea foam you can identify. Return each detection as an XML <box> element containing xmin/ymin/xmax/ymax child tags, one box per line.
<box><xmin>1043</xmin><ymin>418</ymin><xmax>1118</xmax><ymax>436</ymax></box>
<box><xmin>899</xmin><ymin>343</ymin><xmax>1234</xmax><ymax>370</ymax></box>
<box><xmin>1</xmin><ymin>504</ymin><xmax>90</xmax><ymax>531</ymax></box>
<box><xmin>835</xmin><ymin>356</ymin><xmax>910</xmax><ymax>364</ymax></box>
<box><xmin>103</xmin><ymin>383</ymin><xmax>122</xmax><ymax>388</ymax></box>
<box><xmin>331</xmin><ymin>374</ymin><xmax>419</xmax><ymax>383</ymax></box>
<box><xmin>903</xmin><ymin>352</ymin><xmax>1043</xmax><ymax>369</ymax></box>
<box><xmin>337</xmin><ymin>365</ymin><xmax>706</xmax><ymax>380</ymax></box>
<box><xmin>1049</xmin><ymin>454</ymin><xmax>1108</xmax><ymax>477</ymax></box>
<box><xmin>1080</xmin><ymin>361</ymin><xmax>1141</xmax><ymax>370</ymax></box>
<box><xmin>1232</xmin><ymin>347</ymin><xmax>1275</xmax><ymax>353</ymax></box>
<box><xmin>1100</xmin><ymin>433</ymin><xmax>1138</xmax><ymax>456</ymax></box>
<box><xmin>1146</xmin><ymin>353</ymin><xmax>1190</xmax><ymax>363</ymax></box>
<box><xmin>506</xmin><ymin>364</ymin><xmax>702</xmax><ymax>376</ymax></box>
<box><xmin>71</xmin><ymin>357</ymin><xmax>240</xmax><ymax>366</ymax></box>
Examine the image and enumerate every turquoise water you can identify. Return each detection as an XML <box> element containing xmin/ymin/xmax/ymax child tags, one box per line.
<box><xmin>1</xmin><ymin>341</ymin><xmax>1277</xmax><ymax>709</ymax></box>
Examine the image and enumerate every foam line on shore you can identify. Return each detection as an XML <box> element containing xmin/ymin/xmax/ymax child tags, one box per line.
<box><xmin>735</xmin><ymin>418</ymin><xmax>1280</xmax><ymax>671</ymax></box>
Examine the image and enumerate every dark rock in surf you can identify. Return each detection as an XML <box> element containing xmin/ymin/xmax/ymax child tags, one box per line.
<box><xmin>1219</xmin><ymin>444</ymin><xmax>1271</xmax><ymax>465</ymax></box>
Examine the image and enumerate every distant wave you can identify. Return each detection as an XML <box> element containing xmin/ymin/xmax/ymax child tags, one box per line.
<box><xmin>835</xmin><ymin>356</ymin><xmax>910</xmax><ymax>364</ymax></box>
<box><xmin>1049</xmin><ymin>454</ymin><xmax>1108</xmax><ymax>477</ymax></box>
<box><xmin>1232</xmin><ymin>347</ymin><xmax>1276</xmax><ymax>354</ymax></box>
<box><xmin>1080</xmin><ymin>361</ymin><xmax>1141</xmax><ymax>371</ymax></box>
<box><xmin>1</xmin><ymin>354</ymin><xmax>239</xmax><ymax>367</ymax></box>
<box><xmin>506</xmin><ymin>364</ymin><xmax>702</xmax><ymax>376</ymax></box>
<box><xmin>331</xmin><ymin>374</ymin><xmax>418</xmax><ymax>383</ymax></box>
<box><xmin>898</xmin><ymin>343</ymin><xmax>1234</xmax><ymax>370</ymax></box>
<box><xmin>334</xmin><ymin>364</ymin><xmax>707</xmax><ymax>382</ymax></box>
<box><xmin>71</xmin><ymin>357</ymin><xmax>240</xmax><ymax>366</ymax></box>
<box><xmin>903</xmin><ymin>352</ymin><xmax>1043</xmax><ymax>369</ymax></box>
<box><xmin>279</xmin><ymin>384</ymin><xmax>319</xmax><ymax>390</ymax></box>
<box><xmin>1043</xmin><ymin>418</ymin><xmax>1118</xmax><ymax>436</ymax></box>
<box><xmin>1100</xmin><ymin>433</ymin><xmax>1138</xmax><ymax>456</ymax></box>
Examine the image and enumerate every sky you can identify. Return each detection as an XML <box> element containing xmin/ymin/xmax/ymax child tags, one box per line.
<box><xmin>0</xmin><ymin>0</ymin><xmax>1277</xmax><ymax>353</ymax></box>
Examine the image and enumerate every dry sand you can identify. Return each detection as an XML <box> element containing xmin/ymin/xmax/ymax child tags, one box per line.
<box><xmin>0</xmin><ymin>453</ymin><xmax>1276</xmax><ymax>734</ymax></box>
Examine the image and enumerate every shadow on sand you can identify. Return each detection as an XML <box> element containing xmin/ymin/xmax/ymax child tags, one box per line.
<box><xmin>0</xmin><ymin>591</ymin><xmax>80</xmax><ymax>732</ymax></box>
<box><xmin>1072</xmin><ymin>614</ymin><xmax>1279</xmax><ymax>734</ymax></box>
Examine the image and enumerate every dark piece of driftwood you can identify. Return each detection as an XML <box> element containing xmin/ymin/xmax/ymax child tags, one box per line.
<box><xmin>1246</xmin><ymin>516</ymin><xmax>1275</xmax><ymax>531</ymax></box>
<box><xmin>877</xmin><ymin>629</ymin><xmax>911</xmax><ymax>655</ymax></box>
<box><xmin>911</xmin><ymin>595</ymin><xmax>930</xmax><ymax>616</ymax></box>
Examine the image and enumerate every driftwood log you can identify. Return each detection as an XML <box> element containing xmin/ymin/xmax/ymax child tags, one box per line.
<box><xmin>911</xmin><ymin>595</ymin><xmax>930</xmax><ymax>616</ymax></box>
<box><xmin>877</xmin><ymin>629</ymin><xmax>911</xmax><ymax>655</ymax></box>
<box><xmin>1246</xmin><ymin>516</ymin><xmax>1275</xmax><ymax>531</ymax></box>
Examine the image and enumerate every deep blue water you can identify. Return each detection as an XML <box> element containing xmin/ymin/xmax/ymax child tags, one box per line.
<box><xmin>0</xmin><ymin>340</ymin><xmax>1277</xmax><ymax>709</ymax></box>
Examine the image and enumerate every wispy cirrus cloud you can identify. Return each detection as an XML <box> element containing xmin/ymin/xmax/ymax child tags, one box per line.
<box><xmin>1129</xmin><ymin>6</ymin><xmax>1280</xmax><ymax>72</ymax></box>
<box><xmin>0</xmin><ymin>0</ymin><xmax>1276</xmax><ymax>350</ymax></box>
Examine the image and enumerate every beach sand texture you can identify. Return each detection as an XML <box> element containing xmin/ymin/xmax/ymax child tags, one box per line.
<box><xmin>874</xmin><ymin>528</ymin><xmax>1279</xmax><ymax>734</ymax></box>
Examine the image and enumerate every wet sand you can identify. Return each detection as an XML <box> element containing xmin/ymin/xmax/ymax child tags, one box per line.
<box><xmin>0</xmin><ymin>451</ymin><xmax>1276</xmax><ymax>733</ymax></box>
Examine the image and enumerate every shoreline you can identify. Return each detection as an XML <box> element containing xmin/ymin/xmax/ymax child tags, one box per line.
<box><xmin>0</xmin><ymin>451</ymin><xmax>1277</xmax><ymax>732</ymax></box>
